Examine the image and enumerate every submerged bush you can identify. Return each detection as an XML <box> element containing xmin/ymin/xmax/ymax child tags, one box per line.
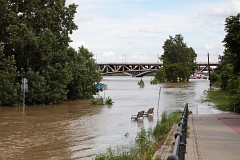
<box><xmin>105</xmin><ymin>97</ymin><xmax>114</xmax><ymax>105</ymax></box>
<box><xmin>90</xmin><ymin>97</ymin><xmax>104</xmax><ymax>105</ymax></box>
<box><xmin>137</xmin><ymin>79</ymin><xmax>145</xmax><ymax>88</ymax></box>
<box><xmin>90</xmin><ymin>97</ymin><xmax>114</xmax><ymax>105</ymax></box>
<box><xmin>150</xmin><ymin>78</ymin><xmax>159</xmax><ymax>85</ymax></box>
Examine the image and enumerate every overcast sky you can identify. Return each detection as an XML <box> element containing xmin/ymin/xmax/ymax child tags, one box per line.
<box><xmin>66</xmin><ymin>0</ymin><xmax>240</xmax><ymax>63</ymax></box>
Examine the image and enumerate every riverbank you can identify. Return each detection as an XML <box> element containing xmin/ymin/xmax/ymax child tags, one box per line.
<box><xmin>205</xmin><ymin>88</ymin><xmax>232</xmax><ymax>111</ymax></box>
<box><xmin>206</xmin><ymin>87</ymin><xmax>240</xmax><ymax>113</ymax></box>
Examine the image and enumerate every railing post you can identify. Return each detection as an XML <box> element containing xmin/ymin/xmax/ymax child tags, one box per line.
<box><xmin>179</xmin><ymin>142</ymin><xmax>185</xmax><ymax>160</ymax></box>
<box><xmin>167</xmin><ymin>155</ymin><xmax>179</xmax><ymax>160</ymax></box>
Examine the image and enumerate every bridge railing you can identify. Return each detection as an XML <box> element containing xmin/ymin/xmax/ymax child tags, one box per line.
<box><xmin>167</xmin><ymin>103</ymin><xmax>189</xmax><ymax>160</ymax></box>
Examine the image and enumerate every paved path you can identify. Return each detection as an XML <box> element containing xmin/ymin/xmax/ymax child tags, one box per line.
<box><xmin>186</xmin><ymin>113</ymin><xmax>240</xmax><ymax>160</ymax></box>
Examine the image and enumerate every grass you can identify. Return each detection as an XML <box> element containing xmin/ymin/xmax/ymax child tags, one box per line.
<box><xmin>205</xmin><ymin>89</ymin><xmax>232</xmax><ymax>111</ymax></box>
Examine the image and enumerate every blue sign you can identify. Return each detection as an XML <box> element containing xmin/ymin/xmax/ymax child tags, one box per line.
<box><xmin>96</xmin><ymin>83</ymin><xmax>102</xmax><ymax>89</ymax></box>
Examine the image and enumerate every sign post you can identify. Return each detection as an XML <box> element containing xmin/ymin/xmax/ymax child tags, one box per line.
<box><xmin>21</xmin><ymin>78</ymin><xmax>28</xmax><ymax>110</ymax></box>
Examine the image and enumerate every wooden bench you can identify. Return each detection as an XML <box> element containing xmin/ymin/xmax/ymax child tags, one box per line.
<box><xmin>131</xmin><ymin>111</ymin><xmax>144</xmax><ymax>120</ymax></box>
<box><xmin>143</xmin><ymin>108</ymin><xmax>154</xmax><ymax>116</ymax></box>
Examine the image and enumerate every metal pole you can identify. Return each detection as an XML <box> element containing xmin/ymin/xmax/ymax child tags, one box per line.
<box><xmin>23</xmin><ymin>79</ymin><xmax>25</xmax><ymax>114</ymax></box>
<box><xmin>157</xmin><ymin>87</ymin><xmax>161</xmax><ymax>119</ymax></box>
<box><xmin>208</xmin><ymin>53</ymin><xmax>211</xmax><ymax>90</ymax></box>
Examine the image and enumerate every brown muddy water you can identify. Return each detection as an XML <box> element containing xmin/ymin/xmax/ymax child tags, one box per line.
<box><xmin>0</xmin><ymin>77</ymin><xmax>223</xmax><ymax>160</ymax></box>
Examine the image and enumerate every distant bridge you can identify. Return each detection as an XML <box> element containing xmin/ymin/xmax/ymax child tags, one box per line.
<box><xmin>97</xmin><ymin>62</ymin><xmax>218</xmax><ymax>77</ymax></box>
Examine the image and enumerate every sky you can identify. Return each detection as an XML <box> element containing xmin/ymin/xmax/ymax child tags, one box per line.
<box><xmin>66</xmin><ymin>0</ymin><xmax>240</xmax><ymax>63</ymax></box>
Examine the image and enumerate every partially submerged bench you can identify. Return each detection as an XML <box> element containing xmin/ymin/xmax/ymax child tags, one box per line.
<box><xmin>131</xmin><ymin>111</ymin><xmax>144</xmax><ymax>120</ymax></box>
<box><xmin>143</xmin><ymin>108</ymin><xmax>154</xmax><ymax>116</ymax></box>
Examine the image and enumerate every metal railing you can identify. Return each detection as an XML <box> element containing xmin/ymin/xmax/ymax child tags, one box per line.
<box><xmin>167</xmin><ymin>103</ymin><xmax>189</xmax><ymax>160</ymax></box>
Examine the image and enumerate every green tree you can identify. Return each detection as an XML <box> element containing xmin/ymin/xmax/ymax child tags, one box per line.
<box><xmin>0</xmin><ymin>1</ymin><xmax>102</xmax><ymax>105</ymax></box>
<box><xmin>217</xmin><ymin>14</ymin><xmax>240</xmax><ymax>91</ymax></box>
<box><xmin>155</xmin><ymin>68</ymin><xmax>166</xmax><ymax>82</ymax></box>
<box><xmin>0</xmin><ymin>45</ymin><xmax>20</xmax><ymax>106</ymax></box>
<box><xmin>159</xmin><ymin>34</ymin><xmax>197</xmax><ymax>82</ymax></box>
<box><xmin>222</xmin><ymin>13</ymin><xmax>240</xmax><ymax>75</ymax></box>
<box><xmin>1</xmin><ymin>1</ymin><xmax>78</xmax><ymax>71</ymax></box>
<box><xmin>211</xmin><ymin>14</ymin><xmax>240</xmax><ymax>113</ymax></box>
<box><xmin>67</xmin><ymin>46</ymin><xmax>102</xmax><ymax>100</ymax></box>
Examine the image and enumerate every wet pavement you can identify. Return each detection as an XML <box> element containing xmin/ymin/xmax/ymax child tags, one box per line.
<box><xmin>186</xmin><ymin>113</ymin><xmax>240</xmax><ymax>160</ymax></box>
<box><xmin>154</xmin><ymin>112</ymin><xmax>240</xmax><ymax>160</ymax></box>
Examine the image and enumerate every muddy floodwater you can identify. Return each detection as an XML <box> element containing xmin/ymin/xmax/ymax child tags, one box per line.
<box><xmin>0</xmin><ymin>76</ymin><xmax>223</xmax><ymax>160</ymax></box>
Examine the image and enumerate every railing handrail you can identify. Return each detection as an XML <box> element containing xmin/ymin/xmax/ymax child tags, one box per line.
<box><xmin>167</xmin><ymin>103</ymin><xmax>189</xmax><ymax>160</ymax></box>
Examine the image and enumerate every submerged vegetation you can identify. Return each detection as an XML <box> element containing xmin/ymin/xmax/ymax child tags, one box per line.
<box><xmin>150</xmin><ymin>78</ymin><xmax>159</xmax><ymax>85</ymax></box>
<box><xmin>90</xmin><ymin>97</ymin><xmax>114</xmax><ymax>105</ymax></box>
<box><xmin>95</xmin><ymin>111</ymin><xmax>181</xmax><ymax>160</ymax></box>
<box><xmin>138</xmin><ymin>79</ymin><xmax>145</xmax><ymax>88</ymax></box>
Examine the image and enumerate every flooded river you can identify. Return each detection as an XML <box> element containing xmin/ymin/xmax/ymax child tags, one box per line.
<box><xmin>0</xmin><ymin>76</ymin><xmax>223</xmax><ymax>160</ymax></box>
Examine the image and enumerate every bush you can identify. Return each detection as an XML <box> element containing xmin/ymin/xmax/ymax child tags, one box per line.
<box><xmin>90</xmin><ymin>97</ymin><xmax>114</xmax><ymax>105</ymax></box>
<box><xmin>90</xmin><ymin>97</ymin><xmax>104</xmax><ymax>105</ymax></box>
<box><xmin>137</xmin><ymin>79</ymin><xmax>145</xmax><ymax>88</ymax></box>
<box><xmin>150</xmin><ymin>78</ymin><xmax>159</xmax><ymax>85</ymax></box>
<box><xmin>105</xmin><ymin>97</ymin><xmax>114</xmax><ymax>105</ymax></box>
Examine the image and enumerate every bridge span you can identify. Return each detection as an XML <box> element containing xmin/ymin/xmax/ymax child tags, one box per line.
<box><xmin>97</xmin><ymin>62</ymin><xmax>218</xmax><ymax>76</ymax></box>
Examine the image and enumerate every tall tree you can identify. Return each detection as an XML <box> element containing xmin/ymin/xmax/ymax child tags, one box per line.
<box><xmin>67</xmin><ymin>46</ymin><xmax>102</xmax><ymax>100</ymax></box>
<box><xmin>0</xmin><ymin>0</ymin><xmax>78</xmax><ymax>71</ymax></box>
<box><xmin>159</xmin><ymin>34</ymin><xmax>197</xmax><ymax>82</ymax></box>
<box><xmin>210</xmin><ymin>14</ymin><xmax>240</xmax><ymax>113</ymax></box>
<box><xmin>222</xmin><ymin>13</ymin><xmax>240</xmax><ymax>75</ymax></box>
<box><xmin>0</xmin><ymin>1</ymin><xmax>102</xmax><ymax>105</ymax></box>
<box><xmin>0</xmin><ymin>45</ymin><xmax>20</xmax><ymax>106</ymax></box>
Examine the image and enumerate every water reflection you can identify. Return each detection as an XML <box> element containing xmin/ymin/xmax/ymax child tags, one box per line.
<box><xmin>0</xmin><ymin>77</ymin><xmax>224</xmax><ymax>160</ymax></box>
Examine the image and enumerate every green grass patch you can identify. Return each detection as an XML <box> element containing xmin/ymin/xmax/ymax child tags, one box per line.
<box><xmin>206</xmin><ymin>89</ymin><xmax>232</xmax><ymax>111</ymax></box>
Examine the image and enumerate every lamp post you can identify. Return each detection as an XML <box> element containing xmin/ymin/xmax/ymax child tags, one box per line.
<box><xmin>208</xmin><ymin>53</ymin><xmax>212</xmax><ymax>90</ymax></box>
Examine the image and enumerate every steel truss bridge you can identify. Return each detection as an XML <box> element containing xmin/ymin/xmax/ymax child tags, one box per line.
<box><xmin>97</xmin><ymin>62</ymin><xmax>218</xmax><ymax>77</ymax></box>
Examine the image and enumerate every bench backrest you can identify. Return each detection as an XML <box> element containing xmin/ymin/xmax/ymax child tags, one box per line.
<box><xmin>147</xmin><ymin>108</ymin><xmax>154</xmax><ymax>114</ymax></box>
<box><xmin>137</xmin><ymin>111</ymin><xmax>144</xmax><ymax>117</ymax></box>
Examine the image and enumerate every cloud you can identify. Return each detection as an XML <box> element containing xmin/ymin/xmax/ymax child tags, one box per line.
<box><xmin>138</xmin><ymin>27</ymin><xmax>162</xmax><ymax>34</ymax></box>
<box><xmin>67</xmin><ymin>0</ymin><xmax>231</xmax><ymax>63</ymax></box>
<box><xmin>103</xmin><ymin>51</ymin><xmax>116</xmax><ymax>56</ymax></box>
<box><xmin>118</xmin><ymin>34</ymin><xmax>130</xmax><ymax>38</ymax></box>
<box><xmin>204</xmin><ymin>44</ymin><xmax>215</xmax><ymax>50</ymax></box>
<box><xmin>207</xmin><ymin>0</ymin><xmax>240</xmax><ymax>18</ymax></box>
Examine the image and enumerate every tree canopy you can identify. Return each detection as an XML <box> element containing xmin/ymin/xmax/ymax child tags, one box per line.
<box><xmin>0</xmin><ymin>1</ymin><xmax>102</xmax><ymax>106</ymax></box>
<box><xmin>156</xmin><ymin>34</ymin><xmax>197</xmax><ymax>82</ymax></box>
<box><xmin>211</xmin><ymin>13</ymin><xmax>240</xmax><ymax>113</ymax></box>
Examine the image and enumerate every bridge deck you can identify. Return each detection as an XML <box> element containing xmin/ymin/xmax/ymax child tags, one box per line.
<box><xmin>97</xmin><ymin>62</ymin><xmax>218</xmax><ymax>76</ymax></box>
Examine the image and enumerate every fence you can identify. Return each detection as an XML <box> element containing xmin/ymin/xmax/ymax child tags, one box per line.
<box><xmin>167</xmin><ymin>103</ymin><xmax>189</xmax><ymax>160</ymax></box>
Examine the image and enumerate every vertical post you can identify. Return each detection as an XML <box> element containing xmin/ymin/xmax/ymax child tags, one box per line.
<box><xmin>22</xmin><ymin>78</ymin><xmax>26</xmax><ymax>114</ymax></box>
<box><xmin>23</xmin><ymin>82</ymin><xmax>25</xmax><ymax>109</ymax></box>
<box><xmin>21</xmin><ymin>78</ymin><xmax>28</xmax><ymax>113</ymax></box>
<box><xmin>207</xmin><ymin>53</ymin><xmax>211</xmax><ymax>90</ymax></box>
<box><xmin>179</xmin><ymin>142</ymin><xmax>185</xmax><ymax>160</ymax></box>
<box><xmin>157</xmin><ymin>87</ymin><xmax>161</xmax><ymax>120</ymax></box>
